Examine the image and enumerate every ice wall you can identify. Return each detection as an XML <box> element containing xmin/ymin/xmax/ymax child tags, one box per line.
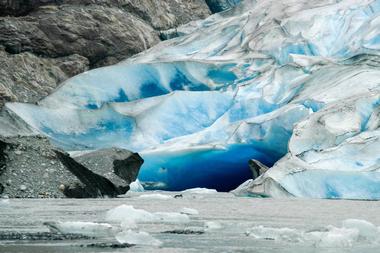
<box><xmin>5</xmin><ymin>0</ymin><xmax>380</xmax><ymax>194</ymax></box>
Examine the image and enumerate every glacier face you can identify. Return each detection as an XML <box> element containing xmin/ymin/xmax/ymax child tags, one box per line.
<box><xmin>5</xmin><ymin>0</ymin><xmax>380</xmax><ymax>195</ymax></box>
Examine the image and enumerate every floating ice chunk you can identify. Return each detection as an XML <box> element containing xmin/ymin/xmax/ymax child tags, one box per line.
<box><xmin>129</xmin><ymin>180</ymin><xmax>144</xmax><ymax>192</ymax></box>
<box><xmin>182</xmin><ymin>188</ymin><xmax>218</xmax><ymax>194</ymax></box>
<box><xmin>43</xmin><ymin>221</ymin><xmax>115</xmax><ymax>237</ymax></box>
<box><xmin>137</xmin><ymin>194</ymin><xmax>173</xmax><ymax>200</ymax></box>
<box><xmin>205</xmin><ymin>221</ymin><xmax>223</xmax><ymax>230</ymax></box>
<box><xmin>106</xmin><ymin>205</ymin><xmax>156</xmax><ymax>223</ymax></box>
<box><xmin>0</xmin><ymin>198</ymin><xmax>9</xmax><ymax>207</ymax></box>
<box><xmin>120</xmin><ymin>220</ymin><xmax>138</xmax><ymax>230</ymax></box>
<box><xmin>247</xmin><ymin>219</ymin><xmax>380</xmax><ymax>247</ymax></box>
<box><xmin>106</xmin><ymin>205</ymin><xmax>190</xmax><ymax>224</ymax></box>
<box><xmin>180</xmin><ymin>208</ymin><xmax>199</xmax><ymax>215</ymax></box>
<box><xmin>248</xmin><ymin>226</ymin><xmax>302</xmax><ymax>243</ymax></box>
<box><xmin>306</xmin><ymin>226</ymin><xmax>360</xmax><ymax>248</ymax></box>
<box><xmin>342</xmin><ymin>219</ymin><xmax>379</xmax><ymax>241</ymax></box>
<box><xmin>154</xmin><ymin>212</ymin><xmax>190</xmax><ymax>223</ymax></box>
<box><xmin>115</xmin><ymin>230</ymin><xmax>162</xmax><ymax>247</ymax></box>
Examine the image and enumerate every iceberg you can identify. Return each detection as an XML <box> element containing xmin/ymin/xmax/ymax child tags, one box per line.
<box><xmin>5</xmin><ymin>0</ymin><xmax>380</xmax><ymax>195</ymax></box>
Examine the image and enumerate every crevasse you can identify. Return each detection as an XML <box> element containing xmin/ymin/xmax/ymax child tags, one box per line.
<box><xmin>5</xmin><ymin>0</ymin><xmax>380</xmax><ymax>196</ymax></box>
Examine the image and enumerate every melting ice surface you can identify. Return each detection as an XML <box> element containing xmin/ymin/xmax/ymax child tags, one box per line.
<box><xmin>6</xmin><ymin>0</ymin><xmax>380</xmax><ymax>196</ymax></box>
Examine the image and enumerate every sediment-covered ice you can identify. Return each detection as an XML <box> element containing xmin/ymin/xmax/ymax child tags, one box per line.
<box><xmin>205</xmin><ymin>221</ymin><xmax>223</xmax><ymax>231</ymax></box>
<box><xmin>5</xmin><ymin>0</ymin><xmax>380</xmax><ymax>195</ymax></box>
<box><xmin>43</xmin><ymin>221</ymin><xmax>116</xmax><ymax>237</ymax></box>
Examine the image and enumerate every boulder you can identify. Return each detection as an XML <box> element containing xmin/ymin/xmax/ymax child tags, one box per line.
<box><xmin>55</xmin><ymin>149</ymin><xmax>143</xmax><ymax>198</ymax></box>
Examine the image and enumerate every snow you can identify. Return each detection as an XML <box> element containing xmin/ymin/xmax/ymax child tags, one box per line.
<box><xmin>247</xmin><ymin>219</ymin><xmax>380</xmax><ymax>247</ymax></box>
<box><xmin>5</xmin><ymin>0</ymin><xmax>380</xmax><ymax>196</ymax></box>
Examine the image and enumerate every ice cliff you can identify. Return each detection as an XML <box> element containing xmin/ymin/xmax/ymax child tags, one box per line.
<box><xmin>5</xmin><ymin>0</ymin><xmax>380</xmax><ymax>197</ymax></box>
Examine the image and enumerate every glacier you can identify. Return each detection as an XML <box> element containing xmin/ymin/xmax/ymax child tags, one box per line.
<box><xmin>5</xmin><ymin>0</ymin><xmax>380</xmax><ymax>196</ymax></box>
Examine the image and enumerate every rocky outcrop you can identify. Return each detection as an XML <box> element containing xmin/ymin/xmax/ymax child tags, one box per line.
<box><xmin>0</xmin><ymin>5</ymin><xmax>160</xmax><ymax>68</ymax></box>
<box><xmin>0</xmin><ymin>1</ymin><xmax>211</xmax><ymax>30</ymax></box>
<box><xmin>0</xmin><ymin>47</ymin><xmax>89</xmax><ymax>108</ymax></box>
<box><xmin>112</xmin><ymin>0</ymin><xmax>210</xmax><ymax>30</ymax></box>
<box><xmin>55</xmin><ymin>149</ymin><xmax>143</xmax><ymax>198</ymax></box>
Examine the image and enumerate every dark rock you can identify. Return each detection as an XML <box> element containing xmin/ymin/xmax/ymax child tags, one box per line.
<box><xmin>162</xmin><ymin>229</ymin><xmax>205</xmax><ymax>235</ymax></box>
<box><xmin>0</xmin><ymin>231</ymin><xmax>93</xmax><ymax>241</ymax></box>
<box><xmin>85</xmin><ymin>243</ymin><xmax>134</xmax><ymax>249</ymax></box>
<box><xmin>248</xmin><ymin>159</ymin><xmax>269</xmax><ymax>179</ymax></box>
<box><xmin>0</xmin><ymin>5</ymin><xmax>160</xmax><ymax>68</ymax></box>
<box><xmin>55</xmin><ymin>148</ymin><xmax>142</xmax><ymax>198</ymax></box>
<box><xmin>0</xmin><ymin>140</ymin><xmax>6</xmax><ymax>174</ymax></box>
<box><xmin>55</xmin><ymin>150</ymin><xmax>122</xmax><ymax>198</ymax></box>
<box><xmin>0</xmin><ymin>0</ymin><xmax>43</xmax><ymax>16</ymax></box>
